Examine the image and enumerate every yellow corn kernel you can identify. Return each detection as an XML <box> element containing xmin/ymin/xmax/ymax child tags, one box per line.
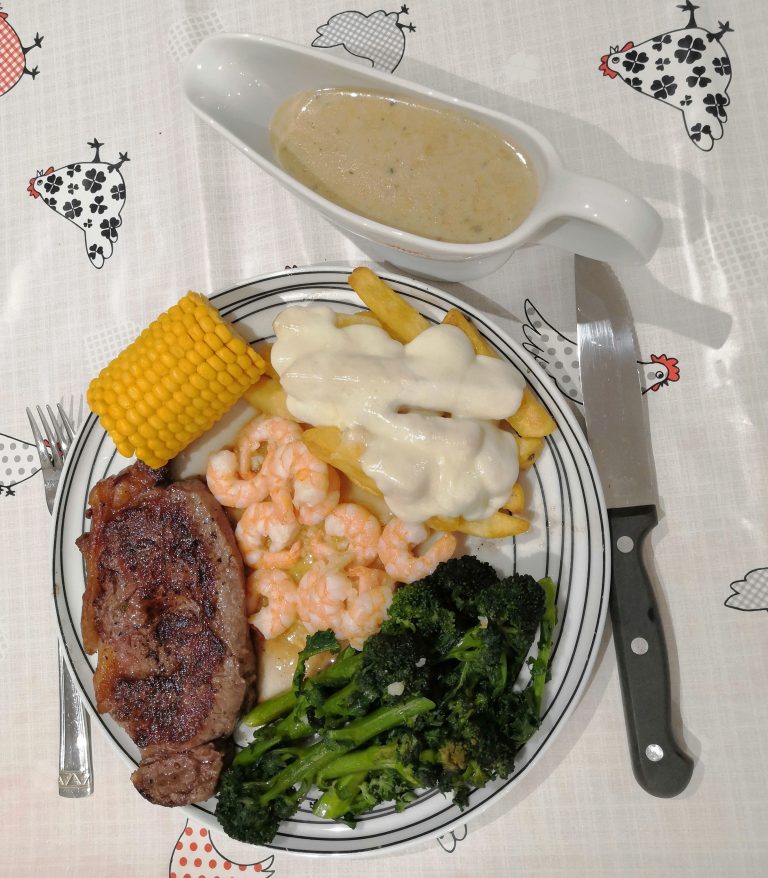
<box><xmin>86</xmin><ymin>290</ymin><xmax>266</xmax><ymax>467</ymax></box>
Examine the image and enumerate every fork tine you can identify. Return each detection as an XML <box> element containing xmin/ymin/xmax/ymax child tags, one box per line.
<box><xmin>48</xmin><ymin>404</ymin><xmax>70</xmax><ymax>457</ymax></box>
<box><xmin>57</xmin><ymin>403</ymin><xmax>76</xmax><ymax>445</ymax></box>
<box><xmin>37</xmin><ymin>405</ymin><xmax>65</xmax><ymax>469</ymax></box>
<box><xmin>26</xmin><ymin>407</ymin><xmax>53</xmax><ymax>467</ymax></box>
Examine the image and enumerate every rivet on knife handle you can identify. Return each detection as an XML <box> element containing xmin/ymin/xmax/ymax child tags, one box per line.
<box><xmin>609</xmin><ymin>505</ymin><xmax>693</xmax><ymax>797</ymax></box>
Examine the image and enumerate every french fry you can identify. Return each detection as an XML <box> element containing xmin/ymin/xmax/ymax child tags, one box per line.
<box><xmin>428</xmin><ymin>510</ymin><xmax>529</xmax><ymax>538</ymax></box>
<box><xmin>507</xmin><ymin>387</ymin><xmax>556</xmax><ymax>438</ymax></box>
<box><xmin>348</xmin><ymin>267</ymin><xmax>431</xmax><ymax>343</ymax></box>
<box><xmin>515</xmin><ymin>434</ymin><xmax>545</xmax><ymax>470</ymax></box>
<box><xmin>502</xmin><ymin>482</ymin><xmax>525</xmax><ymax>515</ymax></box>
<box><xmin>441</xmin><ymin>308</ymin><xmax>496</xmax><ymax>357</ymax></box>
<box><xmin>442</xmin><ymin>309</ymin><xmax>556</xmax><ymax>438</ymax></box>
<box><xmin>302</xmin><ymin>425</ymin><xmax>383</xmax><ymax>497</ymax></box>
<box><xmin>335</xmin><ymin>310</ymin><xmax>384</xmax><ymax>329</ymax></box>
<box><xmin>252</xmin><ymin>341</ymin><xmax>280</xmax><ymax>381</ymax></box>
<box><xmin>244</xmin><ymin>376</ymin><xmax>296</xmax><ymax>421</ymax></box>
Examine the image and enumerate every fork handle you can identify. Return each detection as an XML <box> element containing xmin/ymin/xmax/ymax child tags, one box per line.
<box><xmin>58</xmin><ymin>643</ymin><xmax>94</xmax><ymax>797</ymax></box>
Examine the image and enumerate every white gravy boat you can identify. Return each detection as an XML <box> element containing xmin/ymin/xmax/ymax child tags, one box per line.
<box><xmin>183</xmin><ymin>34</ymin><xmax>662</xmax><ymax>281</ymax></box>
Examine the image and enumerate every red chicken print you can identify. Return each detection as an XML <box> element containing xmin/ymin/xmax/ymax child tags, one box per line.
<box><xmin>0</xmin><ymin>8</ymin><xmax>43</xmax><ymax>97</ymax></box>
<box><xmin>169</xmin><ymin>821</ymin><xmax>275</xmax><ymax>878</ymax></box>
<box><xmin>312</xmin><ymin>4</ymin><xmax>415</xmax><ymax>72</ymax></box>
<box><xmin>521</xmin><ymin>300</ymin><xmax>680</xmax><ymax>404</ymax></box>
<box><xmin>599</xmin><ymin>2</ymin><xmax>732</xmax><ymax>151</ymax></box>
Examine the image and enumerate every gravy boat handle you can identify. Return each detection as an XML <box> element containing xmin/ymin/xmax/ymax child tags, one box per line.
<box><xmin>533</xmin><ymin>171</ymin><xmax>662</xmax><ymax>263</ymax></box>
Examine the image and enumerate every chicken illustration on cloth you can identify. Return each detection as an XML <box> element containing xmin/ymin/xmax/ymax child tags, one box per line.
<box><xmin>599</xmin><ymin>2</ymin><xmax>733</xmax><ymax>151</ymax></box>
<box><xmin>170</xmin><ymin>821</ymin><xmax>275</xmax><ymax>878</ymax></box>
<box><xmin>0</xmin><ymin>9</ymin><xmax>43</xmax><ymax>97</ymax></box>
<box><xmin>521</xmin><ymin>300</ymin><xmax>680</xmax><ymax>404</ymax></box>
<box><xmin>27</xmin><ymin>139</ymin><xmax>128</xmax><ymax>269</ymax></box>
<box><xmin>0</xmin><ymin>432</ymin><xmax>38</xmax><ymax>497</ymax></box>
<box><xmin>312</xmin><ymin>4</ymin><xmax>415</xmax><ymax>73</ymax></box>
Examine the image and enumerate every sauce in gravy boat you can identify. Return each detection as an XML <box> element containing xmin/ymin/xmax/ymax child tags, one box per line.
<box><xmin>183</xmin><ymin>34</ymin><xmax>661</xmax><ymax>281</ymax></box>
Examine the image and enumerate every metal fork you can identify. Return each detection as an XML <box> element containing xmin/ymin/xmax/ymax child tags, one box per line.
<box><xmin>27</xmin><ymin>403</ymin><xmax>94</xmax><ymax>798</ymax></box>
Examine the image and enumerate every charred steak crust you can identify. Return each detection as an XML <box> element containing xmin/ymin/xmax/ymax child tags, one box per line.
<box><xmin>77</xmin><ymin>462</ymin><xmax>256</xmax><ymax>806</ymax></box>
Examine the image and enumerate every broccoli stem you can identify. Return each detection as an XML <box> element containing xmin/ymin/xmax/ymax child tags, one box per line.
<box><xmin>259</xmin><ymin>696</ymin><xmax>435</xmax><ymax>805</ymax></box>
<box><xmin>326</xmin><ymin>696</ymin><xmax>435</xmax><ymax>748</ymax></box>
<box><xmin>317</xmin><ymin>742</ymin><xmax>420</xmax><ymax>787</ymax></box>
<box><xmin>531</xmin><ymin>577</ymin><xmax>557</xmax><ymax>713</ymax></box>
<box><xmin>312</xmin><ymin>772</ymin><xmax>367</xmax><ymax>819</ymax></box>
<box><xmin>241</xmin><ymin>689</ymin><xmax>296</xmax><ymax>728</ymax></box>
<box><xmin>241</xmin><ymin>650</ymin><xmax>364</xmax><ymax>727</ymax></box>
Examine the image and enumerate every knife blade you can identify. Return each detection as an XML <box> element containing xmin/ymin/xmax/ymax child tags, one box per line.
<box><xmin>575</xmin><ymin>255</ymin><xmax>693</xmax><ymax>798</ymax></box>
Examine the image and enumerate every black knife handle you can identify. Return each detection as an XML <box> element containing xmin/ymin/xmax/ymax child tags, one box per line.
<box><xmin>609</xmin><ymin>505</ymin><xmax>693</xmax><ymax>797</ymax></box>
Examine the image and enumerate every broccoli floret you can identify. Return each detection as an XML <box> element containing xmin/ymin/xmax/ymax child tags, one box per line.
<box><xmin>217</xmin><ymin>696</ymin><xmax>436</xmax><ymax>845</ymax></box>
<box><xmin>380</xmin><ymin>580</ymin><xmax>459</xmax><ymax>653</ymax></box>
<box><xmin>318</xmin><ymin>630</ymin><xmax>430</xmax><ymax>720</ymax></box>
<box><xmin>415</xmin><ymin>555</ymin><xmax>499</xmax><ymax>616</ymax></box>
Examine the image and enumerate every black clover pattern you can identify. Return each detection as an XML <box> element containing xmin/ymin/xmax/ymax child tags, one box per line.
<box><xmin>704</xmin><ymin>92</ymin><xmax>728</xmax><ymax>120</ymax></box>
<box><xmin>110</xmin><ymin>182</ymin><xmax>126</xmax><ymax>201</ymax></box>
<box><xmin>83</xmin><ymin>168</ymin><xmax>106</xmax><ymax>192</ymax></box>
<box><xmin>622</xmin><ymin>50</ymin><xmax>648</xmax><ymax>73</ymax></box>
<box><xmin>675</xmin><ymin>34</ymin><xmax>706</xmax><ymax>64</ymax></box>
<box><xmin>83</xmin><ymin>218</ymin><xmax>93</xmax><ymax>228</ymax></box>
<box><xmin>655</xmin><ymin>57</ymin><xmax>671</xmax><ymax>71</ymax></box>
<box><xmin>680</xmin><ymin>94</ymin><xmax>692</xmax><ymax>106</ymax></box>
<box><xmin>89</xmin><ymin>195</ymin><xmax>107</xmax><ymax>215</ymax></box>
<box><xmin>651</xmin><ymin>75</ymin><xmax>677</xmax><ymax>100</ymax></box>
<box><xmin>689</xmin><ymin>122</ymin><xmax>712</xmax><ymax>143</ymax></box>
<box><xmin>686</xmin><ymin>66</ymin><xmax>711</xmax><ymax>87</ymax></box>
<box><xmin>43</xmin><ymin>196</ymin><xmax>57</xmax><ymax>208</ymax></box>
<box><xmin>63</xmin><ymin>199</ymin><xmax>83</xmax><ymax>220</ymax></box>
<box><xmin>88</xmin><ymin>243</ymin><xmax>104</xmax><ymax>262</ymax></box>
<box><xmin>44</xmin><ymin>174</ymin><xmax>62</xmax><ymax>195</ymax></box>
<box><xmin>65</xmin><ymin>163</ymin><xmax>81</xmax><ymax>178</ymax></box>
<box><xmin>713</xmin><ymin>56</ymin><xmax>731</xmax><ymax>76</ymax></box>
<box><xmin>652</xmin><ymin>33</ymin><xmax>672</xmax><ymax>51</ymax></box>
<box><xmin>100</xmin><ymin>216</ymin><xmax>120</xmax><ymax>242</ymax></box>
<box><xmin>627</xmin><ymin>77</ymin><xmax>644</xmax><ymax>91</ymax></box>
<box><xmin>66</xmin><ymin>182</ymin><xmax>79</xmax><ymax>195</ymax></box>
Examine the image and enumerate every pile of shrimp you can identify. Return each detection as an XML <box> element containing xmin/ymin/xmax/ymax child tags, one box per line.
<box><xmin>206</xmin><ymin>414</ymin><xmax>456</xmax><ymax>650</ymax></box>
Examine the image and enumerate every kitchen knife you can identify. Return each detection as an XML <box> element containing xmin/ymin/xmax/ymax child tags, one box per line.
<box><xmin>575</xmin><ymin>255</ymin><xmax>693</xmax><ymax>798</ymax></box>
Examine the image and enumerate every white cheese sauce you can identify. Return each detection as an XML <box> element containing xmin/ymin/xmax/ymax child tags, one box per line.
<box><xmin>271</xmin><ymin>305</ymin><xmax>524</xmax><ymax>523</ymax></box>
<box><xmin>271</xmin><ymin>305</ymin><xmax>525</xmax><ymax>522</ymax></box>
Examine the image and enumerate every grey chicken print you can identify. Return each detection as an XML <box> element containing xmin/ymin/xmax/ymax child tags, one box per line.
<box><xmin>521</xmin><ymin>300</ymin><xmax>680</xmax><ymax>404</ymax></box>
<box><xmin>599</xmin><ymin>2</ymin><xmax>732</xmax><ymax>151</ymax></box>
<box><xmin>312</xmin><ymin>4</ymin><xmax>415</xmax><ymax>72</ymax></box>
<box><xmin>27</xmin><ymin>139</ymin><xmax>129</xmax><ymax>268</ymax></box>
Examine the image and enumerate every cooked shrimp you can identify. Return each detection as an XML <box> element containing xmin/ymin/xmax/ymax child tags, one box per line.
<box><xmin>339</xmin><ymin>566</ymin><xmax>395</xmax><ymax>650</ymax></box>
<box><xmin>323</xmin><ymin>503</ymin><xmax>382</xmax><ymax>566</ymax></box>
<box><xmin>206</xmin><ymin>448</ymin><xmax>270</xmax><ymax>508</ymax></box>
<box><xmin>296</xmin><ymin>562</ymin><xmax>394</xmax><ymax>649</ymax></box>
<box><xmin>246</xmin><ymin>569</ymin><xmax>298</xmax><ymax>639</ymax></box>
<box><xmin>296</xmin><ymin>561</ymin><xmax>355</xmax><ymax>635</ymax></box>
<box><xmin>235</xmin><ymin>415</ymin><xmax>302</xmax><ymax>478</ymax></box>
<box><xmin>377</xmin><ymin>519</ymin><xmax>457</xmax><ymax>584</ymax></box>
<box><xmin>235</xmin><ymin>494</ymin><xmax>301</xmax><ymax>569</ymax></box>
<box><xmin>268</xmin><ymin>440</ymin><xmax>341</xmax><ymax>525</ymax></box>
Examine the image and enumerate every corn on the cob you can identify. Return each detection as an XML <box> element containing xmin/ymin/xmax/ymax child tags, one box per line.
<box><xmin>87</xmin><ymin>292</ymin><xmax>266</xmax><ymax>468</ymax></box>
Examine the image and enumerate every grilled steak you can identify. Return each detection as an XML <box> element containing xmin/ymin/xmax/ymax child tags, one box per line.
<box><xmin>77</xmin><ymin>462</ymin><xmax>256</xmax><ymax>806</ymax></box>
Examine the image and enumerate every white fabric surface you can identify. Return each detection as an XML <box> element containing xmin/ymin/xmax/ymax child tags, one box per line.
<box><xmin>1</xmin><ymin>1</ymin><xmax>767</xmax><ymax>875</ymax></box>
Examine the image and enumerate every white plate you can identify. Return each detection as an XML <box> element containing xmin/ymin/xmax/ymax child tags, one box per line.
<box><xmin>52</xmin><ymin>265</ymin><xmax>609</xmax><ymax>855</ymax></box>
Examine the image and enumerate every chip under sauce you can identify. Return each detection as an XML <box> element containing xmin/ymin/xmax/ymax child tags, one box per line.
<box><xmin>270</xmin><ymin>87</ymin><xmax>538</xmax><ymax>244</ymax></box>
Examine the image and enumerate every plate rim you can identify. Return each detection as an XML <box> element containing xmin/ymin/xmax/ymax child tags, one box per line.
<box><xmin>52</xmin><ymin>263</ymin><xmax>610</xmax><ymax>857</ymax></box>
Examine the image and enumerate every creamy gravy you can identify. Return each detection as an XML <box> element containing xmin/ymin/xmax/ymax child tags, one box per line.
<box><xmin>271</xmin><ymin>304</ymin><xmax>524</xmax><ymax>523</ymax></box>
<box><xmin>270</xmin><ymin>88</ymin><xmax>537</xmax><ymax>244</ymax></box>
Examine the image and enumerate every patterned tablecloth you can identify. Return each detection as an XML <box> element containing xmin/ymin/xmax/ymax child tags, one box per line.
<box><xmin>1</xmin><ymin>1</ymin><xmax>767</xmax><ymax>875</ymax></box>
